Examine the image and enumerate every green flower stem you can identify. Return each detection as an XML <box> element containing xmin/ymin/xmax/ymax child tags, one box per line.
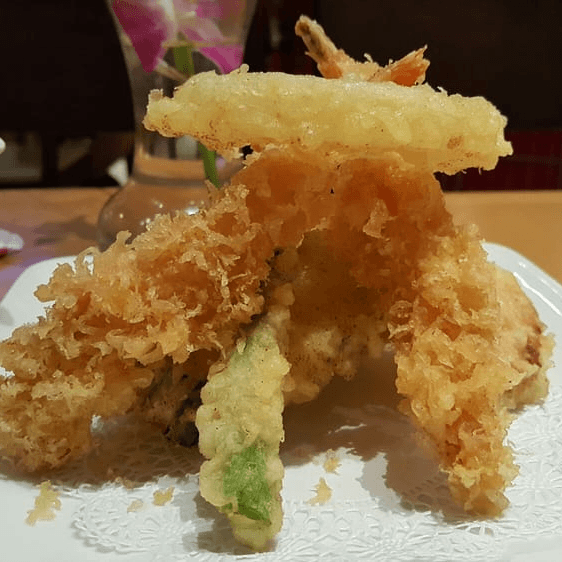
<box><xmin>198</xmin><ymin>143</ymin><xmax>220</xmax><ymax>188</ymax></box>
<box><xmin>172</xmin><ymin>45</ymin><xmax>220</xmax><ymax>188</ymax></box>
<box><xmin>172</xmin><ymin>45</ymin><xmax>195</xmax><ymax>77</ymax></box>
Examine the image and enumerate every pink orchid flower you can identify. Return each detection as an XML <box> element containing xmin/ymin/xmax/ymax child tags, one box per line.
<box><xmin>111</xmin><ymin>0</ymin><xmax>250</xmax><ymax>74</ymax></box>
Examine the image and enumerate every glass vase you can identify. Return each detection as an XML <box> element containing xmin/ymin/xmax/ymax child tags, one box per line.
<box><xmin>97</xmin><ymin>2</ymin><xmax>255</xmax><ymax>250</ymax></box>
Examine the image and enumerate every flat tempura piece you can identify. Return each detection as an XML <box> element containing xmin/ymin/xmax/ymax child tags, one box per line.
<box><xmin>196</xmin><ymin>322</ymin><xmax>289</xmax><ymax>551</ymax></box>
<box><xmin>144</xmin><ymin>68</ymin><xmax>512</xmax><ymax>175</ymax></box>
<box><xmin>295</xmin><ymin>15</ymin><xmax>429</xmax><ymax>86</ymax></box>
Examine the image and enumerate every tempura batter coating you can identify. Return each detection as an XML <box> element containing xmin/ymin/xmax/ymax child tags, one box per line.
<box><xmin>250</xmin><ymin>150</ymin><xmax>553</xmax><ymax>514</ymax></box>
<box><xmin>197</xmin><ymin>323</ymin><xmax>289</xmax><ymax>550</ymax></box>
<box><xmin>0</xmin><ymin>142</ymin><xmax>552</xmax><ymax>517</ymax></box>
<box><xmin>264</xmin><ymin>230</ymin><xmax>387</xmax><ymax>405</ymax></box>
<box><xmin>0</xmin><ymin>186</ymin><xmax>274</xmax><ymax>471</ymax></box>
<box><xmin>144</xmin><ymin>68</ymin><xmax>511</xmax><ymax>175</ymax></box>
<box><xmin>0</xmin><ymin>16</ymin><xmax>554</xmax><ymax>547</ymax></box>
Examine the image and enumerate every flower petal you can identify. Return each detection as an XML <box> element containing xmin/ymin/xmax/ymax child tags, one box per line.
<box><xmin>199</xmin><ymin>44</ymin><xmax>244</xmax><ymax>74</ymax></box>
<box><xmin>112</xmin><ymin>0</ymin><xmax>174</xmax><ymax>72</ymax></box>
<box><xmin>195</xmin><ymin>0</ymin><xmax>227</xmax><ymax>19</ymax></box>
<box><xmin>172</xmin><ymin>0</ymin><xmax>244</xmax><ymax>20</ymax></box>
<box><xmin>180</xmin><ymin>16</ymin><xmax>243</xmax><ymax>73</ymax></box>
<box><xmin>181</xmin><ymin>16</ymin><xmax>225</xmax><ymax>43</ymax></box>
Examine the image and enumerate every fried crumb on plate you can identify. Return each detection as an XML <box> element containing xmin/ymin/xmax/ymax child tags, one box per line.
<box><xmin>323</xmin><ymin>449</ymin><xmax>341</xmax><ymax>474</ymax></box>
<box><xmin>127</xmin><ymin>499</ymin><xmax>144</xmax><ymax>513</ymax></box>
<box><xmin>307</xmin><ymin>477</ymin><xmax>333</xmax><ymax>506</ymax></box>
<box><xmin>153</xmin><ymin>486</ymin><xmax>175</xmax><ymax>506</ymax></box>
<box><xmin>25</xmin><ymin>481</ymin><xmax>61</xmax><ymax>525</ymax></box>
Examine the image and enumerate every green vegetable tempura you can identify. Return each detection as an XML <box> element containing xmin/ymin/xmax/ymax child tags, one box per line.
<box><xmin>196</xmin><ymin>323</ymin><xmax>289</xmax><ymax>550</ymax></box>
<box><xmin>223</xmin><ymin>444</ymin><xmax>272</xmax><ymax>522</ymax></box>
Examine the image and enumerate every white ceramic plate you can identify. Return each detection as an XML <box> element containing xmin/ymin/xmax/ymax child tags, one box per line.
<box><xmin>1</xmin><ymin>244</ymin><xmax>561</xmax><ymax>562</ymax></box>
<box><xmin>0</xmin><ymin>228</ymin><xmax>24</xmax><ymax>256</ymax></box>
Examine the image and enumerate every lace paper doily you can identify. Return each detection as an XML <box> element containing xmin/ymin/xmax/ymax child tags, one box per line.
<box><xmin>21</xmin><ymin>386</ymin><xmax>549</xmax><ymax>562</ymax></box>
<box><xmin>1</xmin><ymin>245</ymin><xmax>562</xmax><ymax>561</ymax></box>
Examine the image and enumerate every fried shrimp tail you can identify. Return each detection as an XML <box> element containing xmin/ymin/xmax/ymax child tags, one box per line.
<box><xmin>295</xmin><ymin>15</ymin><xmax>429</xmax><ymax>85</ymax></box>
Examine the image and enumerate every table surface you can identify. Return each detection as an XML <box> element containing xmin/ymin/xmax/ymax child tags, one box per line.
<box><xmin>1</xmin><ymin>187</ymin><xmax>561</xmax><ymax>302</ymax></box>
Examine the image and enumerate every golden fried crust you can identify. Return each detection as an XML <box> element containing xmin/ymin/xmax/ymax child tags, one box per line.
<box><xmin>0</xmin><ymin>185</ymin><xmax>274</xmax><ymax>471</ymax></box>
<box><xmin>265</xmin><ymin>230</ymin><xmax>387</xmax><ymax>405</ymax></box>
<box><xmin>389</xmin><ymin>228</ymin><xmax>553</xmax><ymax>515</ymax></box>
<box><xmin>0</xmin><ymin>146</ymin><xmax>553</xmax><ymax>521</ymax></box>
<box><xmin>0</xmin><ymin>17</ymin><xmax>552</xmax><ymax>529</ymax></box>
<box><xmin>295</xmin><ymin>15</ymin><xmax>429</xmax><ymax>86</ymax></box>
<box><xmin>144</xmin><ymin>70</ymin><xmax>511</xmax><ymax>174</ymax></box>
<box><xmin>238</xmin><ymin>149</ymin><xmax>553</xmax><ymax>515</ymax></box>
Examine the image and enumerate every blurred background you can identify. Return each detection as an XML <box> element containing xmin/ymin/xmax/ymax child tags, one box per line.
<box><xmin>0</xmin><ymin>0</ymin><xmax>560</xmax><ymax>190</ymax></box>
